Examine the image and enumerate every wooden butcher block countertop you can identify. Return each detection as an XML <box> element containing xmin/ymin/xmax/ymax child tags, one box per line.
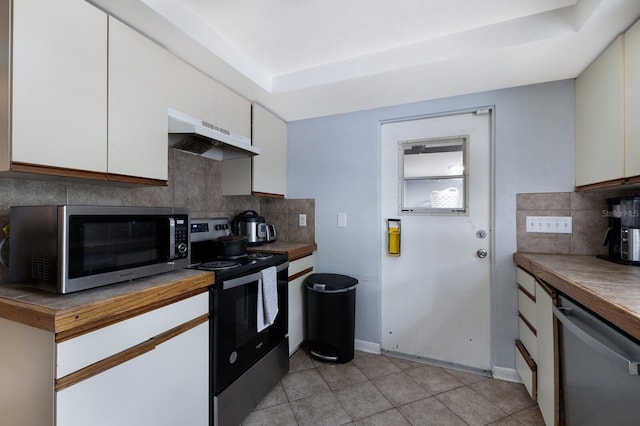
<box><xmin>514</xmin><ymin>253</ymin><xmax>640</xmax><ymax>341</ymax></box>
<box><xmin>0</xmin><ymin>269</ymin><xmax>214</xmax><ymax>341</ymax></box>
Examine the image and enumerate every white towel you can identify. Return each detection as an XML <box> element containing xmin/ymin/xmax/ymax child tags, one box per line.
<box><xmin>257</xmin><ymin>266</ymin><xmax>278</xmax><ymax>332</ymax></box>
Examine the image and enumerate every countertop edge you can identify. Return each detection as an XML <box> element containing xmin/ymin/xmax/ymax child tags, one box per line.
<box><xmin>513</xmin><ymin>253</ymin><xmax>640</xmax><ymax>341</ymax></box>
<box><xmin>0</xmin><ymin>269</ymin><xmax>215</xmax><ymax>339</ymax></box>
<box><xmin>249</xmin><ymin>242</ymin><xmax>317</xmax><ymax>261</ymax></box>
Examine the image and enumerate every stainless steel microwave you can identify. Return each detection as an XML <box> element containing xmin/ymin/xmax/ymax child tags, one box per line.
<box><xmin>9</xmin><ymin>205</ymin><xmax>190</xmax><ymax>294</ymax></box>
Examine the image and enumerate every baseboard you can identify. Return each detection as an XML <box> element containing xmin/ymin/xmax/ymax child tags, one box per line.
<box><xmin>354</xmin><ymin>339</ymin><xmax>381</xmax><ymax>355</ymax></box>
<box><xmin>353</xmin><ymin>342</ymin><xmax>520</xmax><ymax>383</ymax></box>
<box><xmin>493</xmin><ymin>366</ymin><xmax>522</xmax><ymax>383</ymax></box>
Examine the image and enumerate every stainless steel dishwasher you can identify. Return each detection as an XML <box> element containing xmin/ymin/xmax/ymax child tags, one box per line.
<box><xmin>554</xmin><ymin>295</ymin><xmax>640</xmax><ymax>425</ymax></box>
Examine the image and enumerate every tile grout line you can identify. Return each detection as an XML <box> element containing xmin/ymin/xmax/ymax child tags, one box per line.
<box><xmin>245</xmin><ymin>349</ymin><xmax>543</xmax><ymax>426</ymax></box>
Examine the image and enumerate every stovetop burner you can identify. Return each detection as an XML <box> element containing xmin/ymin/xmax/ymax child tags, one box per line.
<box><xmin>199</xmin><ymin>260</ymin><xmax>241</xmax><ymax>271</ymax></box>
<box><xmin>190</xmin><ymin>217</ymin><xmax>288</xmax><ymax>281</ymax></box>
<box><xmin>248</xmin><ymin>252</ymin><xmax>274</xmax><ymax>260</ymax></box>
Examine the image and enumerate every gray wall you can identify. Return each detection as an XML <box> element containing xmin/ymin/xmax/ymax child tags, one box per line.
<box><xmin>286</xmin><ymin>79</ymin><xmax>575</xmax><ymax>370</ymax></box>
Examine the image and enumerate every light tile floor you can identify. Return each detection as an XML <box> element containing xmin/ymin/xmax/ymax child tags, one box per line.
<box><xmin>242</xmin><ymin>348</ymin><xmax>545</xmax><ymax>426</ymax></box>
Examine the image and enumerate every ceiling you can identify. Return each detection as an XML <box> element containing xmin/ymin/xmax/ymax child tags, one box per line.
<box><xmin>93</xmin><ymin>0</ymin><xmax>640</xmax><ymax>121</ymax></box>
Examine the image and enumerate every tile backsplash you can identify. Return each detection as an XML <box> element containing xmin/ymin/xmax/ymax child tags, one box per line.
<box><xmin>516</xmin><ymin>188</ymin><xmax>638</xmax><ymax>255</ymax></box>
<box><xmin>0</xmin><ymin>149</ymin><xmax>314</xmax><ymax>278</ymax></box>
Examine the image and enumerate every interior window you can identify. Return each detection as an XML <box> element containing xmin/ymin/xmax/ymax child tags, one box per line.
<box><xmin>399</xmin><ymin>137</ymin><xmax>467</xmax><ymax>214</ymax></box>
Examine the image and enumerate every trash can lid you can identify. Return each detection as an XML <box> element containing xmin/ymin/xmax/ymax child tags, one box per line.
<box><xmin>305</xmin><ymin>273</ymin><xmax>358</xmax><ymax>292</ymax></box>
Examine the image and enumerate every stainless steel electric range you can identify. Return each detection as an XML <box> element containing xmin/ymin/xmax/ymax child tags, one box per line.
<box><xmin>190</xmin><ymin>218</ymin><xmax>289</xmax><ymax>426</ymax></box>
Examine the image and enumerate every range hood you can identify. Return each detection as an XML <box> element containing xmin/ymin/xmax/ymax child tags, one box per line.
<box><xmin>168</xmin><ymin>107</ymin><xmax>260</xmax><ymax>161</ymax></box>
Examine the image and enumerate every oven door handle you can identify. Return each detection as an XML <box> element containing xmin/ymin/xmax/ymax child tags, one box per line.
<box><xmin>222</xmin><ymin>261</ymin><xmax>289</xmax><ymax>291</ymax></box>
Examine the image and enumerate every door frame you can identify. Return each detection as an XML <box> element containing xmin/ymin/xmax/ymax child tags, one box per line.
<box><xmin>378</xmin><ymin>105</ymin><xmax>497</xmax><ymax>369</ymax></box>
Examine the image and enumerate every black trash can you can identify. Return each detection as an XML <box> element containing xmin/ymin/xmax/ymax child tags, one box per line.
<box><xmin>305</xmin><ymin>273</ymin><xmax>358</xmax><ymax>363</ymax></box>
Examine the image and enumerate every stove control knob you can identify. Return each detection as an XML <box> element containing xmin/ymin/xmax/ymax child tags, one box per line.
<box><xmin>177</xmin><ymin>242</ymin><xmax>188</xmax><ymax>254</ymax></box>
<box><xmin>229</xmin><ymin>351</ymin><xmax>238</xmax><ymax>364</ymax></box>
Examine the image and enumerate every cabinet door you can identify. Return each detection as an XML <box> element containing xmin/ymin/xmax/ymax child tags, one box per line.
<box><xmin>11</xmin><ymin>0</ymin><xmax>107</xmax><ymax>172</ymax></box>
<box><xmin>57</xmin><ymin>293</ymin><xmax>208</xmax><ymax>378</ymax></box>
<box><xmin>0</xmin><ymin>318</ymin><xmax>54</xmax><ymax>426</ymax></box>
<box><xmin>288</xmin><ymin>255</ymin><xmax>314</xmax><ymax>355</ymax></box>
<box><xmin>252</xmin><ymin>103</ymin><xmax>287</xmax><ymax>196</ymax></box>
<box><xmin>154</xmin><ymin>322</ymin><xmax>209</xmax><ymax>425</ymax></box>
<box><xmin>575</xmin><ymin>36</ymin><xmax>625</xmax><ymax>186</ymax></box>
<box><xmin>216</xmin><ymin>83</ymin><xmax>251</xmax><ymax>140</ymax></box>
<box><xmin>57</xmin><ymin>323</ymin><xmax>209</xmax><ymax>426</ymax></box>
<box><xmin>535</xmin><ymin>281</ymin><xmax>556</xmax><ymax>426</ymax></box>
<box><xmin>166</xmin><ymin>54</ymin><xmax>216</xmax><ymax>125</ymax></box>
<box><xmin>56</xmin><ymin>348</ymin><xmax>157</xmax><ymax>426</ymax></box>
<box><xmin>56</xmin><ymin>294</ymin><xmax>209</xmax><ymax>426</ymax></box>
<box><xmin>626</xmin><ymin>20</ymin><xmax>640</xmax><ymax>178</ymax></box>
<box><xmin>108</xmin><ymin>17</ymin><xmax>169</xmax><ymax>181</ymax></box>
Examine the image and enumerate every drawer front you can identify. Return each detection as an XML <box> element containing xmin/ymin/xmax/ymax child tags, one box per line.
<box><xmin>518</xmin><ymin>289</ymin><xmax>537</xmax><ymax>327</ymax></box>
<box><xmin>518</xmin><ymin>316</ymin><xmax>537</xmax><ymax>361</ymax></box>
<box><xmin>517</xmin><ymin>267</ymin><xmax>536</xmax><ymax>295</ymax></box>
<box><xmin>57</xmin><ymin>292</ymin><xmax>209</xmax><ymax>378</ymax></box>
<box><xmin>289</xmin><ymin>255</ymin><xmax>314</xmax><ymax>277</ymax></box>
<box><xmin>515</xmin><ymin>340</ymin><xmax>537</xmax><ymax>400</ymax></box>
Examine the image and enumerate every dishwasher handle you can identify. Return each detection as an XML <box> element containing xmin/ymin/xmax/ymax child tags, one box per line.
<box><xmin>553</xmin><ymin>305</ymin><xmax>640</xmax><ymax>375</ymax></box>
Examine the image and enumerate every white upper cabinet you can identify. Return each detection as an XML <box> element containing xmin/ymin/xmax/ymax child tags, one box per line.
<box><xmin>166</xmin><ymin>56</ymin><xmax>251</xmax><ymax>142</ymax></box>
<box><xmin>252</xmin><ymin>103</ymin><xmax>287</xmax><ymax>196</ymax></box>
<box><xmin>216</xmin><ymin>83</ymin><xmax>251</xmax><ymax>141</ymax></box>
<box><xmin>10</xmin><ymin>0</ymin><xmax>108</xmax><ymax>172</ymax></box>
<box><xmin>625</xmin><ymin>20</ymin><xmax>640</xmax><ymax>178</ymax></box>
<box><xmin>166</xmin><ymin>54</ymin><xmax>216</xmax><ymax>126</ymax></box>
<box><xmin>576</xmin><ymin>19</ymin><xmax>640</xmax><ymax>188</ymax></box>
<box><xmin>575</xmin><ymin>36</ymin><xmax>625</xmax><ymax>187</ymax></box>
<box><xmin>108</xmin><ymin>17</ymin><xmax>169</xmax><ymax>181</ymax></box>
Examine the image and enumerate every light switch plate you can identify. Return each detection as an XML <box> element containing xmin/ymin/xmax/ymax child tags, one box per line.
<box><xmin>337</xmin><ymin>212</ymin><xmax>347</xmax><ymax>228</ymax></box>
<box><xmin>299</xmin><ymin>214</ymin><xmax>307</xmax><ymax>227</ymax></box>
<box><xmin>525</xmin><ymin>216</ymin><xmax>572</xmax><ymax>234</ymax></box>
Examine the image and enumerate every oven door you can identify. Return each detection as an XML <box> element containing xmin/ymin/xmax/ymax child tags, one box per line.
<box><xmin>212</xmin><ymin>262</ymin><xmax>288</xmax><ymax>393</ymax></box>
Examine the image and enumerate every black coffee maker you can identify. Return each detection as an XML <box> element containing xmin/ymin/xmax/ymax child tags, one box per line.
<box><xmin>601</xmin><ymin>197</ymin><xmax>640</xmax><ymax>264</ymax></box>
<box><xmin>602</xmin><ymin>197</ymin><xmax>622</xmax><ymax>259</ymax></box>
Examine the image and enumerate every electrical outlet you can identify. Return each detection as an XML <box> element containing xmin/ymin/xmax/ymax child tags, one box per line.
<box><xmin>298</xmin><ymin>214</ymin><xmax>307</xmax><ymax>227</ymax></box>
<box><xmin>525</xmin><ymin>216</ymin><xmax>572</xmax><ymax>234</ymax></box>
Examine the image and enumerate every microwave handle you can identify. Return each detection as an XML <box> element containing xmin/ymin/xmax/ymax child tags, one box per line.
<box><xmin>602</xmin><ymin>227</ymin><xmax>613</xmax><ymax>246</ymax></box>
<box><xmin>0</xmin><ymin>235</ymin><xmax>7</xmax><ymax>267</ymax></box>
<box><xmin>222</xmin><ymin>262</ymin><xmax>289</xmax><ymax>291</ymax></box>
<box><xmin>168</xmin><ymin>217</ymin><xmax>175</xmax><ymax>256</ymax></box>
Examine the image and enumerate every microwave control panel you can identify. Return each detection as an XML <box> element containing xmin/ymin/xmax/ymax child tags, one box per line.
<box><xmin>174</xmin><ymin>216</ymin><xmax>189</xmax><ymax>257</ymax></box>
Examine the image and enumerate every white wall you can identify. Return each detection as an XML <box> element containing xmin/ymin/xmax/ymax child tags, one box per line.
<box><xmin>286</xmin><ymin>80</ymin><xmax>575</xmax><ymax>369</ymax></box>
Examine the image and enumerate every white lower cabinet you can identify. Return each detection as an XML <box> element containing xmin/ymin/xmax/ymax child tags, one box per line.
<box><xmin>536</xmin><ymin>280</ymin><xmax>556</xmax><ymax>426</ymax></box>
<box><xmin>288</xmin><ymin>254</ymin><xmax>314</xmax><ymax>355</ymax></box>
<box><xmin>515</xmin><ymin>267</ymin><xmax>557</xmax><ymax>425</ymax></box>
<box><xmin>57</xmin><ymin>321</ymin><xmax>208</xmax><ymax>426</ymax></box>
<box><xmin>57</xmin><ymin>346</ymin><xmax>158</xmax><ymax>425</ymax></box>
<box><xmin>0</xmin><ymin>292</ymin><xmax>209</xmax><ymax>426</ymax></box>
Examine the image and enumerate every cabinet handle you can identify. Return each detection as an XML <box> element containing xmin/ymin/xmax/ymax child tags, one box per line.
<box><xmin>288</xmin><ymin>267</ymin><xmax>313</xmax><ymax>282</ymax></box>
<box><xmin>55</xmin><ymin>314</ymin><xmax>208</xmax><ymax>391</ymax></box>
